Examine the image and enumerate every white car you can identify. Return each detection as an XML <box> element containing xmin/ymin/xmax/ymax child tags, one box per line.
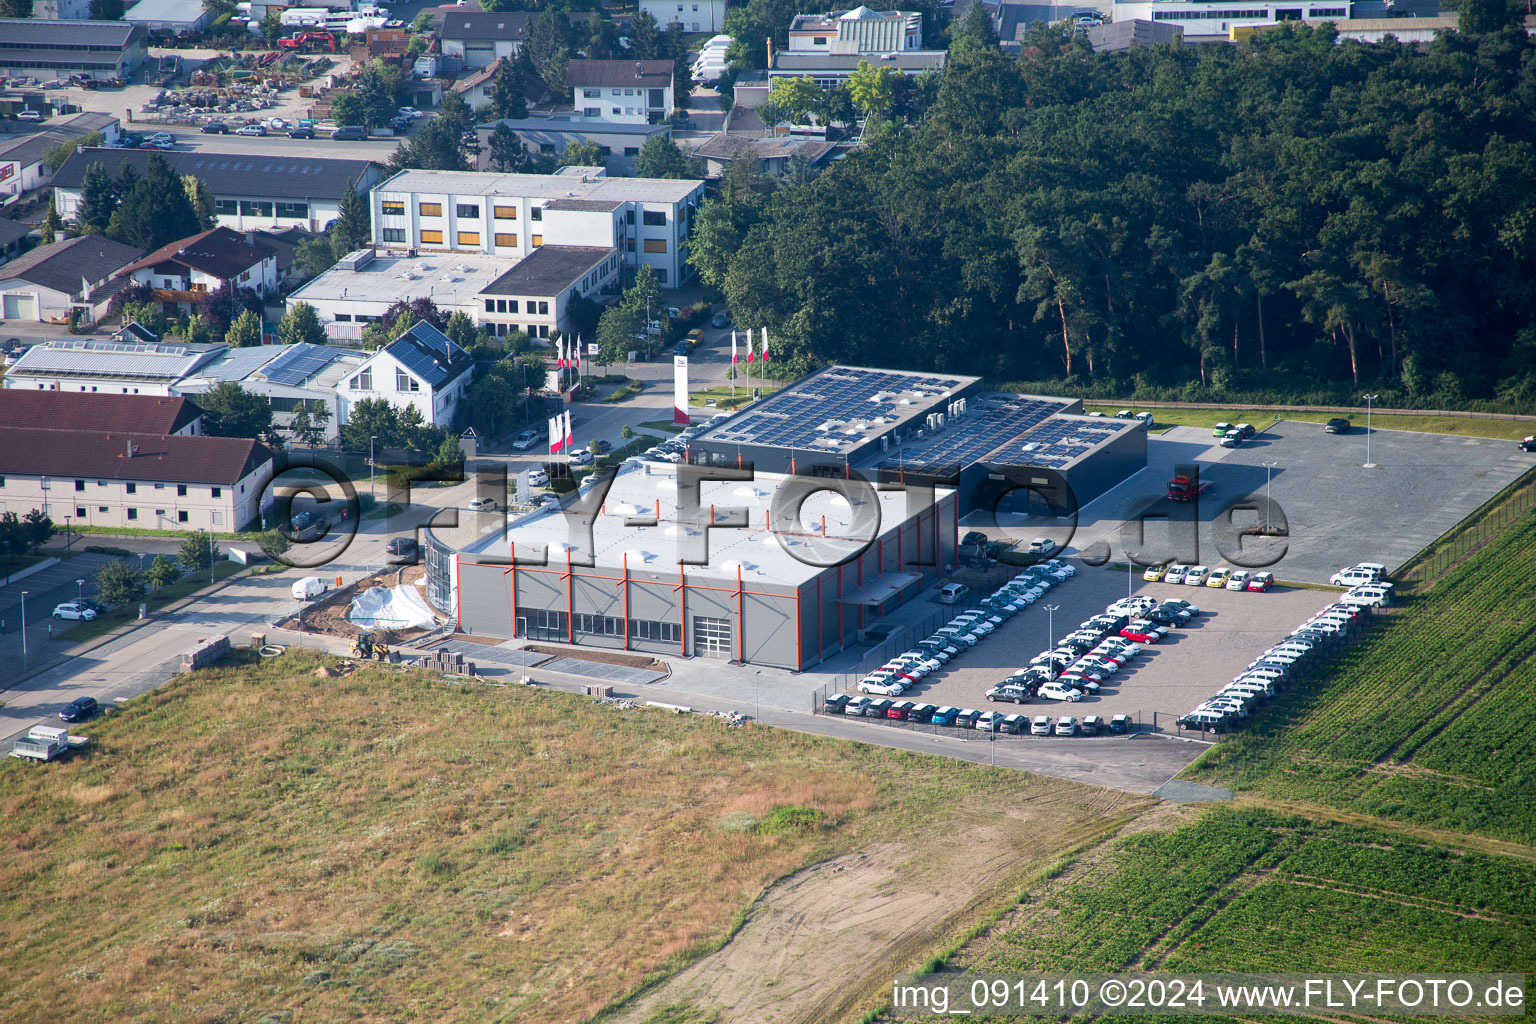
<box><xmin>1226</xmin><ymin>570</ymin><xmax>1252</xmax><ymax>590</ymax></box>
<box><xmin>1038</xmin><ymin>683</ymin><xmax>1083</xmax><ymax>702</ymax></box>
<box><xmin>858</xmin><ymin>678</ymin><xmax>904</xmax><ymax>696</ymax></box>
<box><xmin>398</xmin><ymin>106</ymin><xmax>423</xmax><ymax>118</ymax></box>
<box><xmin>1330</xmin><ymin>568</ymin><xmax>1379</xmax><ymax>587</ymax></box>
<box><xmin>570</xmin><ymin>449</ymin><xmax>594</xmax><ymax>466</ymax></box>
<box><xmin>1164</xmin><ymin>564</ymin><xmax>1190</xmax><ymax>584</ymax></box>
<box><xmin>1184</xmin><ymin>565</ymin><xmax>1211</xmax><ymax>586</ymax></box>
<box><xmin>16</xmin><ymin>109</ymin><xmax>43</xmax><ymax>122</ymax></box>
<box><xmin>527</xmin><ymin>468</ymin><xmax>550</xmax><ymax>487</ymax></box>
<box><xmin>52</xmin><ymin>601</ymin><xmax>97</xmax><ymax>620</ymax></box>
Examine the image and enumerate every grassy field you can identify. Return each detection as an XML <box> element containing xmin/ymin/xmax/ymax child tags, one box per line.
<box><xmin>1084</xmin><ymin>403</ymin><xmax>1535</xmax><ymax>441</ymax></box>
<box><xmin>0</xmin><ymin>651</ymin><xmax>1141</xmax><ymax>1024</ymax></box>
<box><xmin>935</xmin><ymin>807</ymin><xmax>1533</xmax><ymax>989</ymax></box>
<box><xmin>690</xmin><ymin>384</ymin><xmax>781</xmax><ymax>412</ymax></box>
<box><xmin>1183</xmin><ymin>507</ymin><xmax>1536</xmax><ymax>844</ymax></box>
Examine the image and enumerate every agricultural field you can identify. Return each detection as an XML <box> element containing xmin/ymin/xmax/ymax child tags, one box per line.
<box><xmin>937</xmin><ymin>807</ymin><xmax>1534</xmax><ymax>1004</ymax></box>
<box><xmin>1185</xmin><ymin>509</ymin><xmax>1536</xmax><ymax>844</ymax></box>
<box><xmin>0</xmin><ymin>651</ymin><xmax>1147</xmax><ymax>1024</ymax></box>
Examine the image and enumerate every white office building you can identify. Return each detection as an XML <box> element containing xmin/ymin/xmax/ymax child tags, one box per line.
<box><xmin>641</xmin><ymin>0</ymin><xmax>729</xmax><ymax>33</ymax></box>
<box><xmin>1112</xmin><ymin>0</ymin><xmax>1349</xmax><ymax>37</ymax></box>
<box><xmin>368</xmin><ymin>167</ymin><xmax>704</xmax><ymax>288</ymax></box>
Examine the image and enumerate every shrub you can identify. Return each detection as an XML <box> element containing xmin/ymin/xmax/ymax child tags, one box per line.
<box><xmin>84</xmin><ymin>545</ymin><xmax>132</xmax><ymax>556</ymax></box>
<box><xmin>755</xmin><ymin>806</ymin><xmax>824</xmax><ymax>835</ymax></box>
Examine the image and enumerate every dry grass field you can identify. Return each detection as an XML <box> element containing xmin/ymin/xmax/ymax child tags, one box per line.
<box><xmin>0</xmin><ymin>651</ymin><xmax>1147</xmax><ymax>1024</ymax></box>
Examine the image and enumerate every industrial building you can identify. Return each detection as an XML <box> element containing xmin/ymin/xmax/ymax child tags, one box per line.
<box><xmin>433</xmin><ymin>366</ymin><xmax>1148</xmax><ymax>670</ymax></box>
<box><xmin>0</xmin><ymin>19</ymin><xmax>147</xmax><ymax>81</ymax></box>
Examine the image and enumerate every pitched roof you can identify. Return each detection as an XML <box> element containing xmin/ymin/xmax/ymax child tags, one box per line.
<box><xmin>0</xmin><ymin>391</ymin><xmax>202</xmax><ymax>435</ymax></box>
<box><xmin>565</xmin><ymin>59</ymin><xmax>674</xmax><ymax>90</ymax></box>
<box><xmin>0</xmin><ymin>235</ymin><xmax>143</xmax><ymax>296</ymax></box>
<box><xmin>0</xmin><ymin>426</ymin><xmax>270</xmax><ymax>485</ymax></box>
<box><xmin>0</xmin><ymin>17</ymin><xmax>142</xmax><ymax>47</ymax></box>
<box><xmin>119</xmin><ymin>226</ymin><xmax>275</xmax><ymax>282</ymax></box>
<box><xmin>0</xmin><ymin>218</ymin><xmax>31</xmax><ymax>249</ymax></box>
<box><xmin>52</xmin><ymin>148</ymin><xmax>378</xmax><ymax>202</ymax></box>
<box><xmin>381</xmin><ymin>322</ymin><xmax>473</xmax><ymax>390</ymax></box>
<box><xmin>439</xmin><ymin>10</ymin><xmax>533</xmax><ymax>40</ymax></box>
<box><xmin>479</xmin><ymin>245</ymin><xmax>613</xmax><ymax>296</ymax></box>
<box><xmin>0</xmin><ymin>113</ymin><xmax>119</xmax><ymax>171</ymax></box>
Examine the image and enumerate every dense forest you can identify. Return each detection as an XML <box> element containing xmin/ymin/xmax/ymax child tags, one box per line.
<box><xmin>689</xmin><ymin>21</ymin><xmax>1536</xmax><ymax>408</ymax></box>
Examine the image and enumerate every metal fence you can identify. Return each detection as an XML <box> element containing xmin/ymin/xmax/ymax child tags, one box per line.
<box><xmin>1397</xmin><ymin>468</ymin><xmax>1536</xmax><ymax>593</ymax></box>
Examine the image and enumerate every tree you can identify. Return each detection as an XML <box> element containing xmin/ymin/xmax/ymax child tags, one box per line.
<box><xmin>558</xmin><ymin>136</ymin><xmax>605</xmax><ymax>168</ymax></box>
<box><xmin>288</xmin><ymin>401</ymin><xmax>331</xmax><ymax>445</ymax></box>
<box><xmin>952</xmin><ymin>0</ymin><xmax>999</xmax><ymax>47</ymax></box>
<box><xmin>331</xmin><ymin>182</ymin><xmax>371</xmax><ymax>257</ymax></box>
<box><xmin>635</xmin><ymin>134</ymin><xmax>691</xmax><ymax>179</ymax></box>
<box><xmin>225</xmin><ymin>309</ymin><xmax>263</xmax><ymax>348</ymax></box>
<box><xmin>198</xmin><ymin>381</ymin><xmax>274</xmax><ymax>439</ymax></box>
<box><xmin>1458</xmin><ymin>0</ymin><xmax>1513</xmax><ymax>32</ymax></box>
<box><xmin>331</xmin><ymin>92</ymin><xmax>363</xmax><ymax>128</ymax></box>
<box><xmin>620</xmin><ymin>423</ymin><xmax>634</xmax><ymax>439</ymax></box>
<box><xmin>107</xmin><ymin>153</ymin><xmax>199</xmax><ymax>250</ymax></box>
<box><xmin>466</xmin><ymin>371</ymin><xmax>518</xmax><ymax>439</ymax></box>
<box><xmin>766</xmin><ymin>76</ymin><xmax>823</xmax><ymax>124</ymax></box>
<box><xmin>444</xmin><ymin>310</ymin><xmax>479</xmax><ymax>348</ymax></box>
<box><xmin>76</xmin><ymin>162</ymin><xmax>115</xmax><ymax>234</ymax></box>
<box><xmin>295</xmin><ymin>236</ymin><xmax>338</xmax><ymax>278</ymax></box>
<box><xmin>279</xmin><ymin>302</ymin><xmax>328</xmax><ymax>346</ymax></box>
<box><xmin>583</xmin><ymin>13</ymin><xmax>620</xmax><ymax>60</ymax></box>
<box><xmin>596</xmin><ymin>302</ymin><xmax>642</xmax><ymax>365</ymax></box>
<box><xmin>88</xmin><ymin>0</ymin><xmax>123</xmax><ymax>18</ymax></box>
<box><xmin>40</xmin><ymin>196</ymin><xmax>61</xmax><ymax>244</ymax></box>
<box><xmin>630</xmin><ymin>10</ymin><xmax>662</xmax><ymax>58</ymax></box>
<box><xmin>387</xmin><ymin>117</ymin><xmax>468</xmax><ymax>172</ymax></box>
<box><xmin>434</xmin><ymin>433</ymin><xmax>465</xmax><ymax>467</ymax></box>
<box><xmin>255</xmin><ymin>529</ymin><xmax>292</xmax><ymax>561</ymax></box>
<box><xmin>0</xmin><ymin>0</ymin><xmax>34</xmax><ymax>17</ymax></box>
<box><xmin>665</xmin><ymin>23</ymin><xmax>694</xmax><ymax>109</ymax></box>
<box><xmin>44</xmin><ymin>131</ymin><xmax>101</xmax><ymax>172</ymax></box>
<box><xmin>182</xmin><ymin>314</ymin><xmax>216</xmax><ymax>345</ymax></box>
<box><xmin>93</xmin><ymin>559</ymin><xmax>145</xmax><ymax>606</ymax></box>
<box><xmin>527</xmin><ymin>9</ymin><xmax>573</xmax><ymax>100</ymax></box>
<box><xmin>21</xmin><ymin>508</ymin><xmax>54</xmax><ymax>553</ymax></box>
<box><xmin>179</xmin><ymin>531</ymin><xmax>221</xmax><ymax>574</ymax></box>
<box><xmin>145</xmin><ymin>554</ymin><xmax>180</xmax><ymax>589</ymax></box>
<box><xmin>489</xmin><ymin>56</ymin><xmax>529</xmax><ymax>120</ymax></box>
<box><xmin>848</xmin><ymin>60</ymin><xmax>897</xmax><ymax>118</ymax></box>
<box><xmin>487</xmin><ymin>122</ymin><xmax>534</xmax><ymax>172</ymax></box>
<box><xmin>184</xmin><ymin>175</ymin><xmax>217</xmax><ymax>230</ymax></box>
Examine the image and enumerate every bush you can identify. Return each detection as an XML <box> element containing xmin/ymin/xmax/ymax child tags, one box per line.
<box><xmin>84</xmin><ymin>545</ymin><xmax>132</xmax><ymax>557</ymax></box>
<box><xmin>754</xmin><ymin>806</ymin><xmax>824</xmax><ymax>835</ymax></box>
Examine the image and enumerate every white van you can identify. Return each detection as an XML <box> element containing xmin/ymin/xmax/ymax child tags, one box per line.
<box><xmin>938</xmin><ymin>583</ymin><xmax>969</xmax><ymax>605</ymax></box>
<box><xmin>291</xmin><ymin>576</ymin><xmax>330</xmax><ymax>601</ymax></box>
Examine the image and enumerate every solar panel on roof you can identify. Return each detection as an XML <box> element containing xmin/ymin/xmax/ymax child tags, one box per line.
<box><xmin>263</xmin><ymin>343</ymin><xmax>338</xmax><ymax>387</ymax></box>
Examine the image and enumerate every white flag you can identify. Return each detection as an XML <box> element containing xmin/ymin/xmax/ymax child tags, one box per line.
<box><xmin>731</xmin><ymin>330</ymin><xmax>738</xmax><ymax>365</ymax></box>
<box><xmin>563</xmin><ymin>409</ymin><xmax>573</xmax><ymax>450</ymax></box>
<box><xmin>547</xmin><ymin>415</ymin><xmax>559</xmax><ymax>454</ymax></box>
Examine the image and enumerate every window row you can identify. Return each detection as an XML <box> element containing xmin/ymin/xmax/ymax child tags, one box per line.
<box><xmin>562</xmin><ymin>614</ymin><xmax>685</xmax><ymax>643</ymax></box>
<box><xmin>483</xmin><ymin>298</ymin><xmax>549</xmax><ymax>315</ymax></box>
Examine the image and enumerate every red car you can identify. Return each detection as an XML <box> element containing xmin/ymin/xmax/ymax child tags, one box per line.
<box><xmin>1120</xmin><ymin>621</ymin><xmax>1166</xmax><ymax>644</ymax></box>
<box><xmin>1247</xmin><ymin>571</ymin><xmax>1275</xmax><ymax>592</ymax></box>
<box><xmin>886</xmin><ymin>700</ymin><xmax>915</xmax><ymax>720</ymax></box>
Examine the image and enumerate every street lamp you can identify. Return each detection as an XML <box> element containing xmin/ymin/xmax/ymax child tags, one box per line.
<box><xmin>1361</xmin><ymin>394</ymin><xmax>1379</xmax><ymax>469</ymax></box>
<box><xmin>1261</xmin><ymin>461</ymin><xmax>1279</xmax><ymax>534</ymax></box>
<box><xmin>370</xmin><ymin>435</ymin><xmax>377</xmax><ymax>499</ymax></box>
<box><xmin>1043</xmin><ymin>603</ymin><xmax>1060</xmax><ymax>680</ymax></box>
<box><xmin>76</xmin><ymin>578</ymin><xmax>84</xmax><ymax>602</ymax></box>
<box><xmin>20</xmin><ymin>589</ymin><xmax>28</xmax><ymax>668</ymax></box>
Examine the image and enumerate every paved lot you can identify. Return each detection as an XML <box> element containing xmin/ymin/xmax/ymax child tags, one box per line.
<box><xmin>1065</xmin><ymin>422</ymin><xmax>1534</xmax><ymax>583</ymax></box>
<box><xmin>0</xmin><ymin>551</ymin><xmax>121</xmax><ymax>674</ymax></box>
<box><xmin>825</xmin><ymin>564</ymin><xmax>1336</xmax><ymax>723</ymax></box>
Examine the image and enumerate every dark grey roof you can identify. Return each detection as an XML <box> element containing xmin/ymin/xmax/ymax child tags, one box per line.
<box><xmin>0</xmin><ymin>235</ymin><xmax>143</xmax><ymax>296</ymax></box>
<box><xmin>0</xmin><ymin>17</ymin><xmax>142</xmax><ymax>47</ymax></box>
<box><xmin>696</xmin><ymin>132</ymin><xmax>835</xmax><ymax>164</ymax></box>
<box><xmin>0</xmin><ymin>219</ymin><xmax>31</xmax><ymax>248</ymax></box>
<box><xmin>119</xmin><ymin>226</ymin><xmax>274</xmax><ymax>282</ymax></box>
<box><xmin>544</xmin><ymin>197</ymin><xmax>624</xmax><ymax>212</ymax></box>
<box><xmin>479</xmin><ymin>245</ymin><xmax>613</xmax><ymax>297</ymax></box>
<box><xmin>475</xmin><ymin>116</ymin><xmax>670</xmax><ymax>138</ymax></box>
<box><xmin>384</xmin><ymin>322</ymin><xmax>473</xmax><ymax>390</ymax></box>
<box><xmin>439</xmin><ymin>10</ymin><xmax>532</xmax><ymax>40</ymax></box>
<box><xmin>566</xmin><ymin>59</ymin><xmax>673</xmax><ymax>89</ymax></box>
<box><xmin>52</xmin><ymin>148</ymin><xmax>378</xmax><ymax>202</ymax></box>
<box><xmin>770</xmin><ymin>51</ymin><xmax>947</xmax><ymax>72</ymax></box>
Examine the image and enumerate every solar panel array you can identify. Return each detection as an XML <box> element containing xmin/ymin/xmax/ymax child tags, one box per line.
<box><xmin>990</xmin><ymin>417</ymin><xmax>1130</xmax><ymax>469</ymax></box>
<box><xmin>394</xmin><ymin>338</ymin><xmax>451</xmax><ymax>385</ymax></box>
<box><xmin>53</xmin><ymin>339</ymin><xmax>187</xmax><ymax>356</ymax></box>
<box><xmin>892</xmin><ymin>395</ymin><xmax>1070</xmax><ymax>472</ymax></box>
<box><xmin>263</xmin><ymin>343</ymin><xmax>339</xmax><ymax>387</ymax></box>
<box><xmin>700</xmin><ymin>368</ymin><xmax>967</xmax><ymax>453</ymax></box>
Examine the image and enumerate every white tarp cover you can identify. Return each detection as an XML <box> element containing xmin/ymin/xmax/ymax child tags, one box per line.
<box><xmin>348</xmin><ymin>585</ymin><xmax>437</xmax><ymax>629</ymax></box>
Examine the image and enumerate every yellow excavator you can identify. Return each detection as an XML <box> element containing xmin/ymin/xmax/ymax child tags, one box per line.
<box><xmin>350</xmin><ymin>631</ymin><xmax>390</xmax><ymax>661</ymax></box>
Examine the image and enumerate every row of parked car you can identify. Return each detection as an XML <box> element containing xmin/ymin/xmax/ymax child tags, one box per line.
<box><xmin>1177</xmin><ymin>563</ymin><xmax>1388</xmax><ymax>731</ymax></box>
<box><xmin>823</xmin><ymin>695</ymin><xmax>1135</xmax><ymax>737</ymax></box>
<box><xmin>1144</xmin><ymin>563</ymin><xmax>1275</xmax><ymax>591</ymax></box>
<box><xmin>985</xmin><ymin>593</ymin><xmax>1201</xmax><ymax>705</ymax></box>
<box><xmin>849</xmin><ymin>560</ymin><xmax>1079</xmax><ymax>699</ymax></box>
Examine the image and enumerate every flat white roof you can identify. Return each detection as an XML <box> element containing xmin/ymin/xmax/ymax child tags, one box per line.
<box><xmin>459</xmin><ymin>462</ymin><xmax>951</xmax><ymax>587</ymax></box>
<box><xmin>378</xmin><ymin>167</ymin><xmax>704</xmax><ymax>205</ymax></box>
<box><xmin>287</xmin><ymin>251</ymin><xmax>508</xmax><ymax>312</ymax></box>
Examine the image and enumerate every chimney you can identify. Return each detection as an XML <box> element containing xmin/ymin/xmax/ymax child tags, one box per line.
<box><xmin>635</xmin><ymin>61</ymin><xmax>644</xmax><ymax>79</ymax></box>
<box><xmin>767</xmin><ymin>37</ymin><xmax>774</xmax><ymax>67</ymax></box>
<box><xmin>245</xmin><ymin>230</ymin><xmax>257</xmax><ymax>247</ymax></box>
<box><xmin>126</xmin><ymin>440</ymin><xmax>138</xmax><ymax>458</ymax></box>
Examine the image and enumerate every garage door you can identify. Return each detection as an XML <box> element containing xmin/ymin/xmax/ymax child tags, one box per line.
<box><xmin>693</xmin><ymin>615</ymin><xmax>732</xmax><ymax>657</ymax></box>
<box><xmin>464</xmin><ymin>43</ymin><xmax>494</xmax><ymax>66</ymax></box>
<box><xmin>2</xmin><ymin>293</ymin><xmax>36</xmax><ymax>320</ymax></box>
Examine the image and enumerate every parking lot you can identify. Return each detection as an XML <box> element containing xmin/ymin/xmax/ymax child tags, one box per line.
<box><xmin>829</xmin><ymin>563</ymin><xmax>1334</xmax><ymax>726</ymax></box>
<box><xmin>1066</xmin><ymin>421</ymin><xmax>1534</xmax><ymax>584</ymax></box>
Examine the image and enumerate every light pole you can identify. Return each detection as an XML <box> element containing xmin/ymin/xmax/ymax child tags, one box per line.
<box><xmin>76</xmin><ymin>578</ymin><xmax>84</xmax><ymax>603</ymax></box>
<box><xmin>1361</xmin><ymin>393</ymin><xmax>1379</xmax><ymax>469</ymax></box>
<box><xmin>1261</xmin><ymin>461</ymin><xmax>1278</xmax><ymax>534</ymax></box>
<box><xmin>753</xmin><ymin>669</ymin><xmax>762</xmax><ymax>722</ymax></box>
<box><xmin>1043</xmin><ymin>603</ymin><xmax>1060</xmax><ymax>680</ymax></box>
<box><xmin>20</xmin><ymin>590</ymin><xmax>28</xmax><ymax>668</ymax></box>
<box><xmin>370</xmin><ymin>435</ymin><xmax>377</xmax><ymax>499</ymax></box>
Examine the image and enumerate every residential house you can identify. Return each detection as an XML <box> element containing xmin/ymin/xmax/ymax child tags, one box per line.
<box><xmin>174</xmin><ymin>342</ymin><xmax>368</xmax><ymax>437</ymax></box>
<box><xmin>341</xmin><ymin>321</ymin><xmax>474</xmax><ymax>428</ymax></box>
<box><xmin>0</xmin><ymin>235</ymin><xmax>143</xmax><ymax>323</ymax></box>
<box><xmin>3</xmin><ymin>338</ymin><xmax>225</xmax><ymax>395</ymax></box>
<box><xmin>0</xmin><ymin>426</ymin><xmax>273</xmax><ymax>531</ymax></box>
<box><xmin>566</xmin><ymin>60</ymin><xmax>675</xmax><ymax>126</ymax></box>
<box><xmin>641</xmin><ymin>0</ymin><xmax>728</xmax><ymax>32</ymax></box>
<box><xmin>116</xmin><ymin>226</ymin><xmax>279</xmax><ymax>317</ymax></box>
<box><xmin>0</xmin><ymin>219</ymin><xmax>29</xmax><ymax>265</ymax></box>
<box><xmin>0</xmin><ymin>112</ymin><xmax>121</xmax><ymax>205</ymax></box>
<box><xmin>53</xmin><ymin>148</ymin><xmax>384</xmax><ymax>233</ymax></box>
<box><xmin>438</xmin><ymin>11</ymin><xmax>533</xmax><ymax>68</ymax></box>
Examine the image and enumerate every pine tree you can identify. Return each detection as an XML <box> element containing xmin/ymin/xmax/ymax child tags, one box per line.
<box><xmin>107</xmin><ymin>153</ymin><xmax>198</xmax><ymax>250</ymax></box>
<box><xmin>77</xmin><ymin>161</ymin><xmax>115</xmax><ymax>234</ymax></box>
<box><xmin>279</xmin><ymin>302</ymin><xmax>327</xmax><ymax>346</ymax></box>
<box><xmin>184</xmin><ymin>175</ymin><xmax>217</xmax><ymax>230</ymax></box>
<box><xmin>331</xmin><ymin>182</ymin><xmax>371</xmax><ymax>257</ymax></box>
<box><xmin>41</xmin><ymin>194</ymin><xmax>62</xmax><ymax>244</ymax></box>
<box><xmin>489</xmin><ymin>56</ymin><xmax>528</xmax><ymax>121</ymax></box>
<box><xmin>224</xmin><ymin>309</ymin><xmax>262</xmax><ymax>347</ymax></box>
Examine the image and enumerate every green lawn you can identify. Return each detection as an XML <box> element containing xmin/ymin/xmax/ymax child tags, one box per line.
<box><xmin>0</xmin><ymin>551</ymin><xmax>48</xmax><ymax>580</ymax></box>
<box><xmin>1084</xmin><ymin>403</ymin><xmax>1534</xmax><ymax>440</ymax></box>
<box><xmin>691</xmin><ymin>383</ymin><xmax>780</xmax><ymax>411</ymax></box>
<box><xmin>66</xmin><ymin>525</ymin><xmax>259</xmax><ymax>541</ymax></box>
<box><xmin>639</xmin><ymin>419</ymin><xmax>685</xmax><ymax>434</ymax></box>
<box><xmin>59</xmin><ymin>560</ymin><xmax>246</xmax><ymax>644</ymax></box>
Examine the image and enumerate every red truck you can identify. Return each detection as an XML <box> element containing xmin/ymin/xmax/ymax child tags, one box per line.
<box><xmin>1167</xmin><ymin>473</ymin><xmax>1212</xmax><ymax>503</ymax></box>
